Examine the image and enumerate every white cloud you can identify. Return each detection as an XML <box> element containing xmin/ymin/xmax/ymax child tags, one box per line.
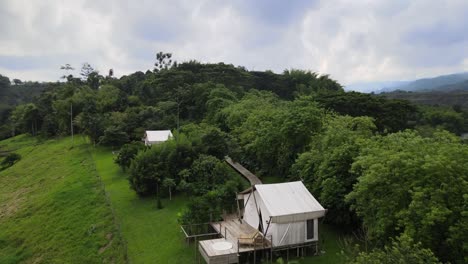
<box><xmin>0</xmin><ymin>0</ymin><xmax>467</xmax><ymax>84</ymax></box>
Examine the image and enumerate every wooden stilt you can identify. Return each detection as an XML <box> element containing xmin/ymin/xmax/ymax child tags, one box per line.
<box><xmin>254</xmin><ymin>246</ymin><xmax>256</xmax><ymax>264</ymax></box>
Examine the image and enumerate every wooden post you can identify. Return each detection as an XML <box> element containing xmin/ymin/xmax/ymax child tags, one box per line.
<box><xmin>70</xmin><ymin>103</ymin><xmax>74</xmax><ymax>146</ymax></box>
<box><xmin>236</xmin><ymin>196</ymin><xmax>241</xmax><ymax>220</ymax></box>
<box><xmin>270</xmin><ymin>235</ymin><xmax>273</xmax><ymax>264</ymax></box>
<box><xmin>195</xmin><ymin>236</ymin><xmax>198</xmax><ymax>262</ymax></box>
<box><xmin>254</xmin><ymin>246</ymin><xmax>256</xmax><ymax>264</ymax></box>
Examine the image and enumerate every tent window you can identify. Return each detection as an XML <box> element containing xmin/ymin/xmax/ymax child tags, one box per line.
<box><xmin>306</xmin><ymin>219</ymin><xmax>314</xmax><ymax>240</ymax></box>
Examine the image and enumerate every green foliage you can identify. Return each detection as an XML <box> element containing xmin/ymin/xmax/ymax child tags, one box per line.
<box><xmin>96</xmin><ymin>85</ymin><xmax>125</xmax><ymax>112</ymax></box>
<box><xmin>180</xmin><ymin>123</ymin><xmax>233</xmax><ymax>159</ymax></box>
<box><xmin>186</xmin><ymin>155</ymin><xmax>234</xmax><ymax>195</ymax></box>
<box><xmin>10</xmin><ymin>103</ymin><xmax>40</xmax><ymax>136</ymax></box>
<box><xmin>351</xmin><ymin>235</ymin><xmax>441</xmax><ymax>264</ymax></box>
<box><xmin>346</xmin><ymin>130</ymin><xmax>468</xmax><ymax>263</ymax></box>
<box><xmin>128</xmin><ymin>135</ymin><xmax>195</xmax><ymax>196</ymax></box>
<box><xmin>316</xmin><ymin>91</ymin><xmax>417</xmax><ymax>133</ymax></box>
<box><xmin>114</xmin><ymin>142</ymin><xmax>144</xmax><ymax>171</ymax></box>
<box><xmin>291</xmin><ymin>115</ymin><xmax>376</xmax><ymax>226</ymax></box>
<box><xmin>176</xmin><ymin>153</ymin><xmax>247</xmax><ymax>224</ymax></box>
<box><xmin>223</xmin><ymin>92</ymin><xmax>323</xmax><ymax>176</ymax></box>
<box><xmin>99</xmin><ymin>126</ymin><xmax>129</xmax><ymax>147</ymax></box>
<box><xmin>418</xmin><ymin>105</ymin><xmax>465</xmax><ymax>134</ymax></box>
<box><xmin>179</xmin><ymin>177</ymin><xmax>245</xmax><ymax>224</ymax></box>
<box><xmin>154</xmin><ymin>51</ymin><xmax>174</xmax><ymax>72</ymax></box>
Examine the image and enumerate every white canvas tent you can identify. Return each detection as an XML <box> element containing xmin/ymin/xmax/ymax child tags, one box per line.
<box><xmin>238</xmin><ymin>181</ymin><xmax>326</xmax><ymax>247</ymax></box>
<box><xmin>144</xmin><ymin>130</ymin><xmax>173</xmax><ymax>146</ymax></box>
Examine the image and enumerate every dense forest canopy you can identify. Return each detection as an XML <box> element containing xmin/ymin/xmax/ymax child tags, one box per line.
<box><xmin>2</xmin><ymin>55</ymin><xmax>467</xmax><ymax>263</ymax></box>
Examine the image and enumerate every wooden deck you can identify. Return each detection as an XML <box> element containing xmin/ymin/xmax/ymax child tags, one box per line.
<box><xmin>225</xmin><ymin>157</ymin><xmax>262</xmax><ymax>185</ymax></box>
<box><xmin>199</xmin><ymin>219</ymin><xmax>271</xmax><ymax>263</ymax></box>
<box><xmin>199</xmin><ymin>238</ymin><xmax>239</xmax><ymax>264</ymax></box>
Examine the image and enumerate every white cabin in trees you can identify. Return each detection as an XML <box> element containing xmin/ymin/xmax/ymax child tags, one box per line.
<box><xmin>143</xmin><ymin>130</ymin><xmax>173</xmax><ymax>146</ymax></box>
<box><xmin>238</xmin><ymin>181</ymin><xmax>326</xmax><ymax>247</ymax></box>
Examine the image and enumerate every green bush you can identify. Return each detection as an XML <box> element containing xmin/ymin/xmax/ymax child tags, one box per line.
<box><xmin>1</xmin><ymin>152</ymin><xmax>21</xmax><ymax>168</ymax></box>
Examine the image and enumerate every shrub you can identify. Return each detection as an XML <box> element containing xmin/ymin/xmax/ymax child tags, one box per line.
<box><xmin>1</xmin><ymin>152</ymin><xmax>21</xmax><ymax>168</ymax></box>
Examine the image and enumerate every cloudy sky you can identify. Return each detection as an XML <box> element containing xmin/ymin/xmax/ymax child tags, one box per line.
<box><xmin>1</xmin><ymin>0</ymin><xmax>467</xmax><ymax>86</ymax></box>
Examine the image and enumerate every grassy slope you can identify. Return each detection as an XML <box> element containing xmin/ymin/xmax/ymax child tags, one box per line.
<box><xmin>0</xmin><ymin>135</ymin><xmax>125</xmax><ymax>263</ymax></box>
<box><xmin>92</xmin><ymin>148</ymin><xmax>195</xmax><ymax>264</ymax></box>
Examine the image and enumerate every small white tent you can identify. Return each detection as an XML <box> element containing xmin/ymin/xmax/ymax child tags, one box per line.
<box><xmin>238</xmin><ymin>181</ymin><xmax>326</xmax><ymax>247</ymax></box>
<box><xmin>144</xmin><ymin>130</ymin><xmax>173</xmax><ymax>146</ymax></box>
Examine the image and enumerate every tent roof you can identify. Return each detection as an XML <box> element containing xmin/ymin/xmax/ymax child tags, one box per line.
<box><xmin>253</xmin><ymin>181</ymin><xmax>326</xmax><ymax>223</ymax></box>
<box><xmin>145</xmin><ymin>130</ymin><xmax>173</xmax><ymax>142</ymax></box>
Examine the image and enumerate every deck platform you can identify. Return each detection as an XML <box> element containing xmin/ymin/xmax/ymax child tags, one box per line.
<box><xmin>199</xmin><ymin>219</ymin><xmax>271</xmax><ymax>264</ymax></box>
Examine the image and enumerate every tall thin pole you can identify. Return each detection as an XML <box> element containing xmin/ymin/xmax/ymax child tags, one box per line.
<box><xmin>70</xmin><ymin>103</ymin><xmax>74</xmax><ymax>145</ymax></box>
<box><xmin>177</xmin><ymin>101</ymin><xmax>180</xmax><ymax>135</ymax></box>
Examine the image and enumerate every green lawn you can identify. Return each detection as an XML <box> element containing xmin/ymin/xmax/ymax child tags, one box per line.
<box><xmin>92</xmin><ymin>147</ymin><xmax>195</xmax><ymax>263</ymax></box>
<box><xmin>0</xmin><ymin>135</ymin><xmax>126</xmax><ymax>263</ymax></box>
<box><xmin>299</xmin><ymin>224</ymin><xmax>348</xmax><ymax>264</ymax></box>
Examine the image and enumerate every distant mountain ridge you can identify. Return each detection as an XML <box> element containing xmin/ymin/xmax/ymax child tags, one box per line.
<box><xmin>346</xmin><ymin>72</ymin><xmax>468</xmax><ymax>93</ymax></box>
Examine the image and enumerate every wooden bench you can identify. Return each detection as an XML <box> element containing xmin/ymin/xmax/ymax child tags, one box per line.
<box><xmin>238</xmin><ymin>231</ymin><xmax>265</xmax><ymax>246</ymax></box>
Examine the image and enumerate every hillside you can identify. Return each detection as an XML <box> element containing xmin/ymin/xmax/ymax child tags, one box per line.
<box><xmin>346</xmin><ymin>72</ymin><xmax>468</xmax><ymax>93</ymax></box>
<box><xmin>380</xmin><ymin>90</ymin><xmax>468</xmax><ymax>109</ymax></box>
<box><xmin>0</xmin><ymin>135</ymin><xmax>126</xmax><ymax>263</ymax></box>
<box><xmin>391</xmin><ymin>72</ymin><xmax>468</xmax><ymax>92</ymax></box>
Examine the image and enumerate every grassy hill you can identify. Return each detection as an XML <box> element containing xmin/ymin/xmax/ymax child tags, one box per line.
<box><xmin>92</xmin><ymin>148</ymin><xmax>195</xmax><ymax>263</ymax></box>
<box><xmin>0</xmin><ymin>135</ymin><xmax>126</xmax><ymax>263</ymax></box>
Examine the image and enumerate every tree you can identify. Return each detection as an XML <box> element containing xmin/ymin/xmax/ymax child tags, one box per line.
<box><xmin>351</xmin><ymin>235</ymin><xmax>441</xmax><ymax>264</ymax></box>
<box><xmin>97</xmin><ymin>85</ymin><xmax>123</xmax><ymax>112</ymax></box>
<box><xmin>80</xmin><ymin>63</ymin><xmax>95</xmax><ymax>80</ymax></box>
<box><xmin>60</xmin><ymin>64</ymin><xmax>74</xmax><ymax>80</ymax></box>
<box><xmin>187</xmin><ymin>155</ymin><xmax>233</xmax><ymax>195</ymax></box>
<box><xmin>115</xmin><ymin>142</ymin><xmax>144</xmax><ymax>171</ymax></box>
<box><xmin>12</xmin><ymin>79</ymin><xmax>22</xmax><ymax>85</ymax></box>
<box><xmin>162</xmin><ymin>178</ymin><xmax>176</xmax><ymax>200</ymax></box>
<box><xmin>99</xmin><ymin>126</ymin><xmax>129</xmax><ymax>147</ymax></box>
<box><xmin>74</xmin><ymin>97</ymin><xmax>103</xmax><ymax>145</ymax></box>
<box><xmin>291</xmin><ymin>115</ymin><xmax>376</xmax><ymax>226</ymax></box>
<box><xmin>315</xmin><ymin>92</ymin><xmax>417</xmax><ymax>133</ymax></box>
<box><xmin>154</xmin><ymin>52</ymin><xmax>174</xmax><ymax>72</ymax></box>
<box><xmin>346</xmin><ymin>130</ymin><xmax>468</xmax><ymax>263</ymax></box>
<box><xmin>10</xmin><ymin>103</ymin><xmax>40</xmax><ymax>136</ymax></box>
<box><xmin>128</xmin><ymin>135</ymin><xmax>195</xmax><ymax>196</ymax></box>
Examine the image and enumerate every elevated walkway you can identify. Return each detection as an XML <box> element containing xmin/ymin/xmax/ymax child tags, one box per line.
<box><xmin>225</xmin><ymin>157</ymin><xmax>262</xmax><ymax>186</ymax></box>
